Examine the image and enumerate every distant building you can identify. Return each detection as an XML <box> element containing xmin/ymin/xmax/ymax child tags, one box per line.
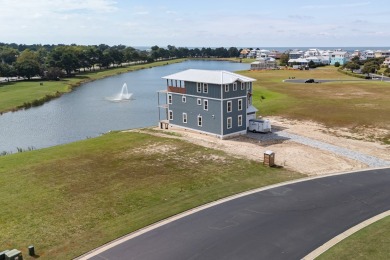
<box><xmin>158</xmin><ymin>69</ymin><xmax>257</xmax><ymax>139</ymax></box>
<box><xmin>251</xmin><ymin>57</ymin><xmax>277</xmax><ymax>70</ymax></box>
<box><xmin>384</xmin><ymin>57</ymin><xmax>390</xmax><ymax>68</ymax></box>
<box><xmin>288</xmin><ymin>57</ymin><xmax>309</xmax><ymax>67</ymax></box>
<box><xmin>289</xmin><ymin>50</ymin><xmax>303</xmax><ymax>59</ymax></box>
<box><xmin>360</xmin><ymin>50</ymin><xmax>375</xmax><ymax>60</ymax></box>
<box><xmin>374</xmin><ymin>50</ymin><xmax>390</xmax><ymax>58</ymax></box>
<box><xmin>240</xmin><ymin>48</ymin><xmax>250</xmax><ymax>58</ymax></box>
<box><xmin>330</xmin><ymin>51</ymin><xmax>350</xmax><ymax>65</ymax></box>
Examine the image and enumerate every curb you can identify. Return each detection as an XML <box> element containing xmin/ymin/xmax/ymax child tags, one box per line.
<box><xmin>75</xmin><ymin>166</ymin><xmax>390</xmax><ymax>259</ymax></box>
<box><xmin>302</xmin><ymin>210</ymin><xmax>390</xmax><ymax>259</ymax></box>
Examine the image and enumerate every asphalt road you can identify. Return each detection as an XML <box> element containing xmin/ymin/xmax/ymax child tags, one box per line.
<box><xmin>89</xmin><ymin>168</ymin><xmax>390</xmax><ymax>260</ymax></box>
<box><xmin>284</xmin><ymin>79</ymin><xmax>367</xmax><ymax>83</ymax></box>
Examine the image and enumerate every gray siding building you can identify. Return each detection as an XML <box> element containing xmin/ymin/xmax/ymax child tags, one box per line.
<box><xmin>158</xmin><ymin>69</ymin><xmax>257</xmax><ymax>139</ymax></box>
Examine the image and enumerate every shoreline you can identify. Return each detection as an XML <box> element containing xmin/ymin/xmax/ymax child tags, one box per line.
<box><xmin>0</xmin><ymin>58</ymin><xmax>186</xmax><ymax>115</ymax></box>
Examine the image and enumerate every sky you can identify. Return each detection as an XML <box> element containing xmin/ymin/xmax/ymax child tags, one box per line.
<box><xmin>0</xmin><ymin>0</ymin><xmax>389</xmax><ymax>47</ymax></box>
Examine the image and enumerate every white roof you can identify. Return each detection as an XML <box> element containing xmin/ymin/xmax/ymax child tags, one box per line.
<box><xmin>162</xmin><ymin>69</ymin><xmax>255</xmax><ymax>84</ymax></box>
<box><xmin>247</xmin><ymin>105</ymin><xmax>258</xmax><ymax>113</ymax></box>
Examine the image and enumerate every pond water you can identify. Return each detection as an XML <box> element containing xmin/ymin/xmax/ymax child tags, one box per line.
<box><xmin>0</xmin><ymin>60</ymin><xmax>249</xmax><ymax>152</ymax></box>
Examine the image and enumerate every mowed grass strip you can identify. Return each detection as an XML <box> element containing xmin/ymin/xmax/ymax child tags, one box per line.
<box><xmin>238</xmin><ymin>66</ymin><xmax>390</xmax><ymax>143</ymax></box>
<box><xmin>318</xmin><ymin>216</ymin><xmax>390</xmax><ymax>260</ymax></box>
<box><xmin>0</xmin><ymin>131</ymin><xmax>301</xmax><ymax>259</ymax></box>
<box><xmin>0</xmin><ymin>59</ymin><xmax>185</xmax><ymax>114</ymax></box>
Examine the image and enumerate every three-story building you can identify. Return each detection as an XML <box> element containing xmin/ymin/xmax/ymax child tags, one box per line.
<box><xmin>158</xmin><ymin>69</ymin><xmax>257</xmax><ymax>139</ymax></box>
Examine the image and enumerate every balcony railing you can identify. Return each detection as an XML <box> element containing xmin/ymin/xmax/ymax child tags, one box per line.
<box><xmin>168</xmin><ymin>86</ymin><xmax>186</xmax><ymax>94</ymax></box>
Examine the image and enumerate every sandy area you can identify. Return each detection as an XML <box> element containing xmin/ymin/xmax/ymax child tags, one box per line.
<box><xmin>131</xmin><ymin>117</ymin><xmax>389</xmax><ymax>176</ymax></box>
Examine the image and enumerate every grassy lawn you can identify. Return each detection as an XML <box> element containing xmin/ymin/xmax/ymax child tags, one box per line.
<box><xmin>0</xmin><ymin>131</ymin><xmax>301</xmax><ymax>259</ymax></box>
<box><xmin>0</xmin><ymin>59</ymin><xmax>185</xmax><ymax>114</ymax></box>
<box><xmin>238</xmin><ymin>66</ymin><xmax>390</xmax><ymax>143</ymax></box>
<box><xmin>318</xmin><ymin>216</ymin><xmax>390</xmax><ymax>260</ymax></box>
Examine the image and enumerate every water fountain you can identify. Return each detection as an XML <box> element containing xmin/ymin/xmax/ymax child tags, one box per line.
<box><xmin>107</xmin><ymin>83</ymin><xmax>133</xmax><ymax>101</ymax></box>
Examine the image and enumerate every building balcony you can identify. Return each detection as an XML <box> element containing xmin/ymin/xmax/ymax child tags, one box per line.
<box><xmin>168</xmin><ymin>86</ymin><xmax>186</xmax><ymax>94</ymax></box>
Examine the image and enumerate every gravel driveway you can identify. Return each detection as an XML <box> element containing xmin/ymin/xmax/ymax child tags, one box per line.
<box><xmin>247</xmin><ymin>131</ymin><xmax>390</xmax><ymax>168</ymax></box>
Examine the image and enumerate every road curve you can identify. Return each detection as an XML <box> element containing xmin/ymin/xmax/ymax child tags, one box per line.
<box><xmin>86</xmin><ymin>168</ymin><xmax>390</xmax><ymax>260</ymax></box>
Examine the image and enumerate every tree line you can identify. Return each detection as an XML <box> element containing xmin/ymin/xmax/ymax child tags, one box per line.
<box><xmin>0</xmin><ymin>43</ymin><xmax>241</xmax><ymax>80</ymax></box>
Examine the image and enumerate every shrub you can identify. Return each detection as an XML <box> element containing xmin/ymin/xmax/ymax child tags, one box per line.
<box><xmin>334</xmin><ymin>62</ymin><xmax>340</xmax><ymax>67</ymax></box>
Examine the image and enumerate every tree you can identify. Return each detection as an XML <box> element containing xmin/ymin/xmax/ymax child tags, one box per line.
<box><xmin>361</xmin><ymin>62</ymin><xmax>379</xmax><ymax>76</ymax></box>
<box><xmin>308</xmin><ymin>60</ymin><xmax>316</xmax><ymax>68</ymax></box>
<box><xmin>49</xmin><ymin>46</ymin><xmax>80</xmax><ymax>76</ymax></box>
<box><xmin>334</xmin><ymin>62</ymin><xmax>340</xmax><ymax>67</ymax></box>
<box><xmin>228</xmin><ymin>47</ymin><xmax>239</xmax><ymax>57</ymax></box>
<box><xmin>279</xmin><ymin>53</ymin><xmax>289</xmax><ymax>66</ymax></box>
<box><xmin>351</xmin><ymin>56</ymin><xmax>360</xmax><ymax>64</ymax></box>
<box><xmin>0</xmin><ymin>47</ymin><xmax>19</xmax><ymax>64</ymax></box>
<box><xmin>45</xmin><ymin>67</ymin><xmax>64</xmax><ymax>80</ymax></box>
<box><xmin>345</xmin><ymin>62</ymin><xmax>360</xmax><ymax>72</ymax></box>
<box><xmin>14</xmin><ymin>49</ymin><xmax>41</xmax><ymax>79</ymax></box>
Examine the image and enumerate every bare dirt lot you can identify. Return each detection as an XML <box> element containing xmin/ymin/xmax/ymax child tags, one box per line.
<box><xmin>140</xmin><ymin>117</ymin><xmax>390</xmax><ymax>176</ymax></box>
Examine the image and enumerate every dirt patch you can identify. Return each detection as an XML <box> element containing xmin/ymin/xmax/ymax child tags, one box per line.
<box><xmin>138</xmin><ymin>116</ymin><xmax>389</xmax><ymax>176</ymax></box>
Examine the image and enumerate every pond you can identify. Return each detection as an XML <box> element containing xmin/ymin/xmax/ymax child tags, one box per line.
<box><xmin>0</xmin><ymin>60</ymin><xmax>249</xmax><ymax>153</ymax></box>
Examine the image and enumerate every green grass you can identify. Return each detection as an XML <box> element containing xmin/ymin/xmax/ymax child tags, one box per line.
<box><xmin>318</xmin><ymin>216</ymin><xmax>390</xmax><ymax>260</ymax></box>
<box><xmin>238</xmin><ymin>66</ymin><xmax>390</xmax><ymax>143</ymax></box>
<box><xmin>0</xmin><ymin>59</ymin><xmax>185</xmax><ymax>114</ymax></box>
<box><xmin>0</xmin><ymin>131</ymin><xmax>301</xmax><ymax>259</ymax></box>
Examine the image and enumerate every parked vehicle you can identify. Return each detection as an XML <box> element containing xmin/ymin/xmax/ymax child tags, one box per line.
<box><xmin>248</xmin><ymin>119</ymin><xmax>271</xmax><ymax>133</ymax></box>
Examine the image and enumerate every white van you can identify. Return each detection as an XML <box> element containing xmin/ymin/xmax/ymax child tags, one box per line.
<box><xmin>248</xmin><ymin>119</ymin><xmax>271</xmax><ymax>133</ymax></box>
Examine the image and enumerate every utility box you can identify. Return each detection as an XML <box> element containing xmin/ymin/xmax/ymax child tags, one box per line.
<box><xmin>248</xmin><ymin>119</ymin><xmax>271</xmax><ymax>133</ymax></box>
<box><xmin>5</xmin><ymin>249</ymin><xmax>22</xmax><ymax>260</ymax></box>
<box><xmin>264</xmin><ymin>150</ymin><xmax>275</xmax><ymax>167</ymax></box>
<box><xmin>0</xmin><ymin>251</ymin><xmax>9</xmax><ymax>260</ymax></box>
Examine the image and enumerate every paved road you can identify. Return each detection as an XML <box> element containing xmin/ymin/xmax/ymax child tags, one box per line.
<box><xmin>284</xmin><ymin>79</ymin><xmax>367</xmax><ymax>83</ymax></box>
<box><xmin>88</xmin><ymin>168</ymin><xmax>390</xmax><ymax>260</ymax></box>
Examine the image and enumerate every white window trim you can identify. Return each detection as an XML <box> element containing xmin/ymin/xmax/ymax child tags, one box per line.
<box><xmin>233</xmin><ymin>82</ymin><xmax>237</xmax><ymax>91</ymax></box>
<box><xmin>168</xmin><ymin>110</ymin><xmax>173</xmax><ymax>120</ymax></box>
<box><xmin>183</xmin><ymin>113</ymin><xmax>187</xmax><ymax>123</ymax></box>
<box><xmin>241</xmin><ymin>82</ymin><xmax>245</xmax><ymax>90</ymax></box>
<box><xmin>203</xmin><ymin>99</ymin><xmax>208</xmax><ymax>111</ymax></box>
<box><xmin>225</xmin><ymin>84</ymin><xmax>229</xmax><ymax>92</ymax></box>
<box><xmin>227</xmin><ymin>117</ymin><xmax>232</xmax><ymax>129</ymax></box>
<box><xmin>197</xmin><ymin>98</ymin><xmax>202</xmax><ymax>105</ymax></box>
<box><xmin>203</xmin><ymin>83</ymin><xmax>208</xmax><ymax>93</ymax></box>
<box><xmin>197</xmin><ymin>83</ymin><xmax>202</xmax><ymax>93</ymax></box>
<box><xmin>238</xmin><ymin>99</ymin><xmax>243</xmax><ymax>111</ymax></box>
<box><xmin>182</xmin><ymin>96</ymin><xmax>186</xmax><ymax>103</ymax></box>
<box><xmin>238</xmin><ymin>115</ymin><xmax>242</xmax><ymax>127</ymax></box>
<box><xmin>168</xmin><ymin>94</ymin><xmax>172</xmax><ymax>104</ymax></box>
<box><xmin>197</xmin><ymin>115</ymin><xmax>202</xmax><ymax>127</ymax></box>
<box><xmin>227</xmin><ymin>100</ymin><xmax>232</xmax><ymax>113</ymax></box>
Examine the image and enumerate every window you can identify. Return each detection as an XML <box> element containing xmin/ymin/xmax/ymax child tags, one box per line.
<box><xmin>241</xmin><ymin>82</ymin><xmax>245</xmax><ymax>90</ymax></box>
<box><xmin>238</xmin><ymin>99</ymin><xmax>243</xmax><ymax>111</ymax></box>
<box><xmin>247</xmin><ymin>84</ymin><xmax>250</xmax><ymax>90</ymax></box>
<box><xmin>197</xmin><ymin>83</ymin><xmax>202</xmax><ymax>93</ymax></box>
<box><xmin>168</xmin><ymin>94</ymin><xmax>172</xmax><ymax>104</ymax></box>
<box><xmin>203</xmin><ymin>83</ymin><xmax>208</xmax><ymax>93</ymax></box>
<box><xmin>182</xmin><ymin>96</ymin><xmax>186</xmax><ymax>103</ymax></box>
<box><xmin>198</xmin><ymin>115</ymin><xmax>202</xmax><ymax>127</ymax></box>
<box><xmin>203</xmin><ymin>99</ymin><xmax>208</xmax><ymax>111</ymax></box>
<box><xmin>168</xmin><ymin>110</ymin><xmax>173</xmax><ymax>120</ymax></box>
<box><xmin>183</xmin><ymin>113</ymin><xmax>187</xmax><ymax>123</ymax></box>
<box><xmin>238</xmin><ymin>115</ymin><xmax>242</xmax><ymax>127</ymax></box>
<box><xmin>225</xmin><ymin>84</ymin><xmax>229</xmax><ymax>92</ymax></box>
<box><xmin>227</xmin><ymin>101</ymin><xmax>232</xmax><ymax>112</ymax></box>
<box><xmin>233</xmin><ymin>82</ymin><xmax>237</xmax><ymax>91</ymax></box>
<box><xmin>227</xmin><ymin>117</ymin><xmax>232</xmax><ymax>129</ymax></box>
<box><xmin>197</xmin><ymin>98</ymin><xmax>202</xmax><ymax>105</ymax></box>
